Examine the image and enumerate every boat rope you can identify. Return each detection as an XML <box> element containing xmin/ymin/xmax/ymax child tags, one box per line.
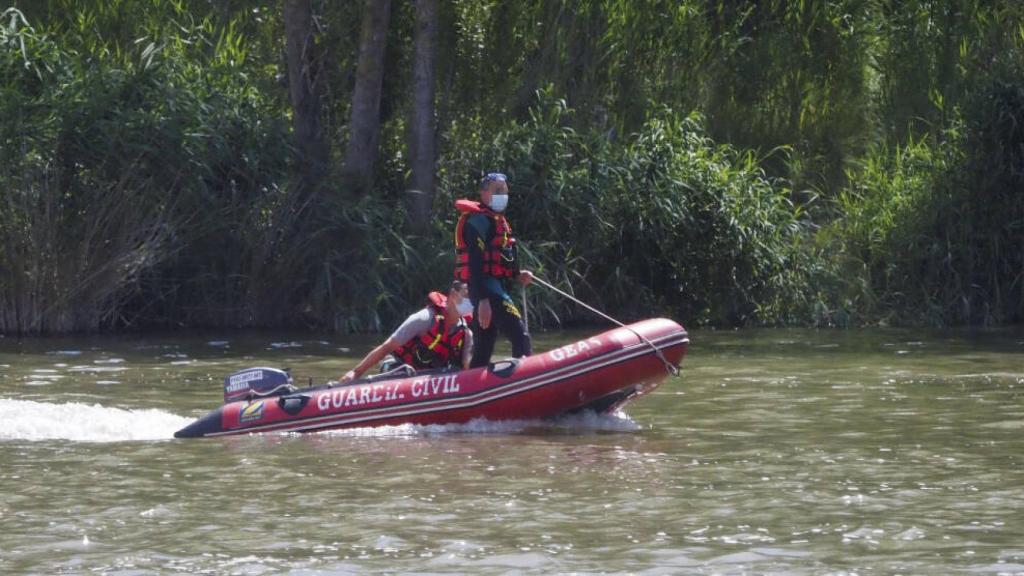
<box><xmin>521</xmin><ymin>284</ymin><xmax>529</xmax><ymax>334</ymax></box>
<box><xmin>246</xmin><ymin>383</ymin><xmax>298</xmax><ymax>399</ymax></box>
<box><xmin>530</xmin><ymin>275</ymin><xmax>679</xmax><ymax>376</ymax></box>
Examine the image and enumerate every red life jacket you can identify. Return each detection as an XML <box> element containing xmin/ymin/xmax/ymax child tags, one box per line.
<box><xmin>392</xmin><ymin>292</ymin><xmax>467</xmax><ymax>369</ymax></box>
<box><xmin>453</xmin><ymin>199</ymin><xmax>517</xmax><ymax>281</ymax></box>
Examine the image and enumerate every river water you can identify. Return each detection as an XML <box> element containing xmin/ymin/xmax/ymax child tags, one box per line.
<box><xmin>1</xmin><ymin>327</ymin><xmax>1022</xmax><ymax>574</ymax></box>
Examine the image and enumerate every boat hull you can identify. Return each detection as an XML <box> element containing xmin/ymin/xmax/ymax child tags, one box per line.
<box><xmin>175</xmin><ymin>318</ymin><xmax>688</xmax><ymax>438</ymax></box>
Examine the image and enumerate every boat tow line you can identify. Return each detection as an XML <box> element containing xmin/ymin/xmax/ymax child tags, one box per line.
<box><xmin>530</xmin><ymin>275</ymin><xmax>680</xmax><ymax>376</ymax></box>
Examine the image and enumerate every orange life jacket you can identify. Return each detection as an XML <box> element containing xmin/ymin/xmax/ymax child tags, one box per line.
<box><xmin>453</xmin><ymin>199</ymin><xmax>517</xmax><ymax>281</ymax></box>
<box><xmin>392</xmin><ymin>292</ymin><xmax>467</xmax><ymax>369</ymax></box>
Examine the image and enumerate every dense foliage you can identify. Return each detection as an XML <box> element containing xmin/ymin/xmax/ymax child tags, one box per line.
<box><xmin>1</xmin><ymin>1</ymin><xmax>1022</xmax><ymax>333</ymax></box>
<box><xmin>439</xmin><ymin>97</ymin><xmax>808</xmax><ymax>326</ymax></box>
<box><xmin>820</xmin><ymin>68</ymin><xmax>1024</xmax><ymax>327</ymax></box>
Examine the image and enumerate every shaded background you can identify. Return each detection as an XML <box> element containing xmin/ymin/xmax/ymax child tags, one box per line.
<box><xmin>1</xmin><ymin>0</ymin><xmax>1022</xmax><ymax>334</ymax></box>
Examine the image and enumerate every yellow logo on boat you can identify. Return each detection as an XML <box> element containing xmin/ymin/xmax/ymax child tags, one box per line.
<box><xmin>240</xmin><ymin>401</ymin><xmax>265</xmax><ymax>423</ymax></box>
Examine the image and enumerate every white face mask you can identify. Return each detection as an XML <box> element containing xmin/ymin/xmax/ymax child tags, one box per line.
<box><xmin>488</xmin><ymin>194</ymin><xmax>509</xmax><ymax>213</ymax></box>
<box><xmin>456</xmin><ymin>298</ymin><xmax>474</xmax><ymax>317</ymax></box>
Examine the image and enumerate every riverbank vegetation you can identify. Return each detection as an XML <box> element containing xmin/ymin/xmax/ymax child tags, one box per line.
<box><xmin>2</xmin><ymin>1</ymin><xmax>1022</xmax><ymax>333</ymax></box>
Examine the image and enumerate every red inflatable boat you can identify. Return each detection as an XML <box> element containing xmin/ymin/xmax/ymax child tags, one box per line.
<box><xmin>174</xmin><ymin>318</ymin><xmax>688</xmax><ymax>438</ymax></box>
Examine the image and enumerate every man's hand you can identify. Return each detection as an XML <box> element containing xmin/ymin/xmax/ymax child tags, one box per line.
<box><xmin>339</xmin><ymin>370</ymin><xmax>357</xmax><ymax>383</ymax></box>
<box><xmin>478</xmin><ymin>299</ymin><xmax>492</xmax><ymax>329</ymax></box>
<box><xmin>517</xmin><ymin>270</ymin><xmax>534</xmax><ymax>286</ymax></box>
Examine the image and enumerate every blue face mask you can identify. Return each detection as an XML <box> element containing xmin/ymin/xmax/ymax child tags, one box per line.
<box><xmin>456</xmin><ymin>298</ymin><xmax>474</xmax><ymax>317</ymax></box>
<box><xmin>489</xmin><ymin>194</ymin><xmax>509</xmax><ymax>213</ymax></box>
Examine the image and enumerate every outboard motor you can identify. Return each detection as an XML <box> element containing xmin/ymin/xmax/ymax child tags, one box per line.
<box><xmin>224</xmin><ymin>367</ymin><xmax>294</xmax><ymax>404</ymax></box>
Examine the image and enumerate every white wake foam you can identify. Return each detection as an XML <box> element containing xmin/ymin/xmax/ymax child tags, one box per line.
<box><xmin>314</xmin><ymin>410</ymin><xmax>640</xmax><ymax>438</ymax></box>
<box><xmin>0</xmin><ymin>398</ymin><xmax>191</xmax><ymax>442</ymax></box>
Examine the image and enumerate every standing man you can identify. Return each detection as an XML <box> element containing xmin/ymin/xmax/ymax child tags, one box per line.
<box><xmin>454</xmin><ymin>172</ymin><xmax>534</xmax><ymax>368</ymax></box>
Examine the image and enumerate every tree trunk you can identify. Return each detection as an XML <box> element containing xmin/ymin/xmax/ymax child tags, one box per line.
<box><xmin>405</xmin><ymin>0</ymin><xmax>439</xmax><ymax>234</ymax></box>
<box><xmin>283</xmin><ymin>0</ymin><xmax>328</xmax><ymax>198</ymax></box>
<box><xmin>341</xmin><ymin>0</ymin><xmax>392</xmax><ymax>196</ymax></box>
<box><xmin>250</xmin><ymin>0</ymin><xmax>329</xmax><ymax>326</ymax></box>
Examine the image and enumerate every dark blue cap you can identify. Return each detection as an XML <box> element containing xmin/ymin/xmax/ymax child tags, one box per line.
<box><xmin>479</xmin><ymin>172</ymin><xmax>507</xmax><ymax>188</ymax></box>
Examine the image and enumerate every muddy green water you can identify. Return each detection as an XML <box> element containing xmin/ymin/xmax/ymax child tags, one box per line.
<box><xmin>1</xmin><ymin>327</ymin><xmax>1023</xmax><ymax>575</ymax></box>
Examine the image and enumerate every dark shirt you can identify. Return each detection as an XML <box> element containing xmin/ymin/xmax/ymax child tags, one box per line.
<box><xmin>461</xmin><ymin>213</ymin><xmax>511</xmax><ymax>304</ymax></box>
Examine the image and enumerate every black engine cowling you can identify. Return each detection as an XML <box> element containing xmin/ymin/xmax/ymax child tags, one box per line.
<box><xmin>224</xmin><ymin>367</ymin><xmax>293</xmax><ymax>404</ymax></box>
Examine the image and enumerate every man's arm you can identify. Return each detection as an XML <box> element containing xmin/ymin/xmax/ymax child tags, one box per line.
<box><xmin>462</xmin><ymin>214</ymin><xmax>488</xmax><ymax>303</ymax></box>
<box><xmin>460</xmin><ymin>328</ymin><xmax>473</xmax><ymax>370</ymax></box>
<box><xmin>340</xmin><ymin>338</ymin><xmax>401</xmax><ymax>382</ymax></box>
<box><xmin>340</xmin><ymin>309</ymin><xmax>434</xmax><ymax>381</ymax></box>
